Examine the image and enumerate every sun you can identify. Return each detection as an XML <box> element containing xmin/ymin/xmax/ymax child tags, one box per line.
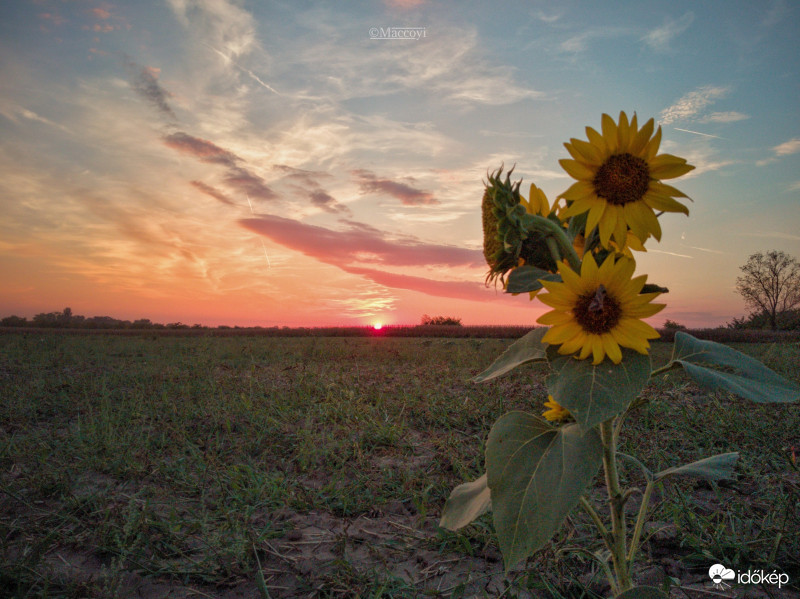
<box><xmin>373</xmin><ymin>322</ymin><xmax>383</xmax><ymax>330</ymax></box>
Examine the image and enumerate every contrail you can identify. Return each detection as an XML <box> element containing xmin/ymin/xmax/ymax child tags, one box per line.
<box><xmin>674</xmin><ymin>127</ymin><xmax>727</xmax><ymax>140</ymax></box>
<box><xmin>247</xmin><ymin>195</ymin><xmax>271</xmax><ymax>268</ymax></box>
<box><xmin>203</xmin><ymin>43</ymin><xmax>281</xmax><ymax>95</ymax></box>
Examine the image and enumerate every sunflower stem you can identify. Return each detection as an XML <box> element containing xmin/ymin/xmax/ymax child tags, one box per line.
<box><xmin>538</xmin><ymin>216</ymin><xmax>581</xmax><ymax>271</ymax></box>
<box><xmin>627</xmin><ymin>480</ymin><xmax>656</xmax><ymax>566</ymax></box>
<box><xmin>600</xmin><ymin>418</ymin><xmax>633</xmax><ymax>595</ymax></box>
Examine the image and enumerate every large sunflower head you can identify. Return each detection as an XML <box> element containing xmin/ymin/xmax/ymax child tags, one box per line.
<box><xmin>537</xmin><ymin>253</ymin><xmax>665</xmax><ymax>364</ymax></box>
<box><xmin>482</xmin><ymin>167</ymin><xmax>558</xmax><ymax>286</ymax></box>
<box><xmin>559</xmin><ymin>111</ymin><xmax>694</xmax><ymax>250</ymax></box>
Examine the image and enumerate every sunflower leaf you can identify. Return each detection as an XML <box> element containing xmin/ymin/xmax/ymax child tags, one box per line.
<box><xmin>439</xmin><ymin>473</ymin><xmax>492</xmax><ymax>531</ymax></box>
<box><xmin>653</xmin><ymin>452</ymin><xmax>739</xmax><ymax>483</ymax></box>
<box><xmin>547</xmin><ymin>349</ymin><xmax>651</xmax><ymax>430</ymax></box>
<box><xmin>506</xmin><ymin>266</ymin><xmax>562</xmax><ymax>294</ymax></box>
<box><xmin>669</xmin><ymin>332</ymin><xmax>800</xmax><ymax>403</ymax></box>
<box><xmin>472</xmin><ymin>327</ymin><xmax>549</xmax><ymax>382</ymax></box>
<box><xmin>486</xmin><ymin>412</ymin><xmax>603</xmax><ymax>572</ymax></box>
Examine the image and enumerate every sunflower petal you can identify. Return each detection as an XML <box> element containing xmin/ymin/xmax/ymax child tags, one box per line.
<box><xmin>560</xmin><ymin>159</ymin><xmax>596</xmax><ymax>180</ymax></box>
<box><xmin>650</xmin><ymin>154</ymin><xmax>695</xmax><ymax>179</ymax></box>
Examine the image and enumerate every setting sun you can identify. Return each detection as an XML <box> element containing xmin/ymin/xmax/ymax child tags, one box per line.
<box><xmin>373</xmin><ymin>322</ymin><xmax>383</xmax><ymax>330</ymax></box>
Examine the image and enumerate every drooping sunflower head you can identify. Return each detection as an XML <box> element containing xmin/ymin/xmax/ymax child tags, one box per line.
<box><xmin>482</xmin><ymin>167</ymin><xmax>558</xmax><ymax>286</ymax></box>
<box><xmin>537</xmin><ymin>253</ymin><xmax>665</xmax><ymax>364</ymax></box>
<box><xmin>559</xmin><ymin>111</ymin><xmax>694</xmax><ymax>250</ymax></box>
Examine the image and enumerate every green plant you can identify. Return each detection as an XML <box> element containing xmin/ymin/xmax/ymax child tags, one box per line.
<box><xmin>440</xmin><ymin>112</ymin><xmax>800</xmax><ymax>597</ymax></box>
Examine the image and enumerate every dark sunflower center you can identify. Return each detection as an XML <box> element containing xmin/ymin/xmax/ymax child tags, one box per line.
<box><xmin>593</xmin><ymin>153</ymin><xmax>650</xmax><ymax>206</ymax></box>
<box><xmin>574</xmin><ymin>284</ymin><xmax>622</xmax><ymax>334</ymax></box>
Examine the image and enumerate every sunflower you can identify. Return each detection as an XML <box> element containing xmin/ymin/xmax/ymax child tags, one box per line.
<box><xmin>537</xmin><ymin>253</ymin><xmax>665</xmax><ymax>364</ymax></box>
<box><xmin>543</xmin><ymin>395</ymin><xmax>573</xmax><ymax>423</ymax></box>
<box><xmin>482</xmin><ymin>168</ymin><xmax>559</xmax><ymax>286</ymax></box>
<box><xmin>559</xmin><ymin>112</ymin><xmax>694</xmax><ymax>249</ymax></box>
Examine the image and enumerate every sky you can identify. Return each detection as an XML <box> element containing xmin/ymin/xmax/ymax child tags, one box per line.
<box><xmin>1</xmin><ymin>0</ymin><xmax>798</xmax><ymax>328</ymax></box>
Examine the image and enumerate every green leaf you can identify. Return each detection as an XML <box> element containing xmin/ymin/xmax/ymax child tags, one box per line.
<box><xmin>547</xmin><ymin>349</ymin><xmax>651</xmax><ymax>430</ymax></box>
<box><xmin>670</xmin><ymin>332</ymin><xmax>800</xmax><ymax>403</ymax></box>
<box><xmin>473</xmin><ymin>328</ymin><xmax>549</xmax><ymax>382</ymax></box>
<box><xmin>653</xmin><ymin>452</ymin><xmax>739</xmax><ymax>483</ymax></box>
<box><xmin>439</xmin><ymin>473</ymin><xmax>492</xmax><ymax>531</ymax></box>
<box><xmin>506</xmin><ymin>266</ymin><xmax>561</xmax><ymax>294</ymax></box>
<box><xmin>486</xmin><ymin>411</ymin><xmax>603</xmax><ymax>571</ymax></box>
<box><xmin>617</xmin><ymin>587</ymin><xmax>668</xmax><ymax>599</ymax></box>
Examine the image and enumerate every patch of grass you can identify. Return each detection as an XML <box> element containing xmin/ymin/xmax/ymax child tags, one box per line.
<box><xmin>1</xmin><ymin>333</ymin><xmax>798</xmax><ymax>597</ymax></box>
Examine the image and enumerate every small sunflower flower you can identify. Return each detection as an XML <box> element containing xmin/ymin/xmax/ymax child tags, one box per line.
<box><xmin>537</xmin><ymin>253</ymin><xmax>665</xmax><ymax>365</ymax></box>
<box><xmin>543</xmin><ymin>395</ymin><xmax>573</xmax><ymax>423</ymax></box>
<box><xmin>559</xmin><ymin>112</ymin><xmax>694</xmax><ymax>249</ymax></box>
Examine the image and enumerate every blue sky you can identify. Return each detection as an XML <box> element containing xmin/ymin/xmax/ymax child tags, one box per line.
<box><xmin>1</xmin><ymin>0</ymin><xmax>798</xmax><ymax>327</ymax></box>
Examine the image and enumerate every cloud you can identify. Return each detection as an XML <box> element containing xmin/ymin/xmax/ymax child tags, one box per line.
<box><xmin>189</xmin><ymin>181</ymin><xmax>237</xmax><ymax>206</ymax></box>
<box><xmin>659</xmin><ymin>86</ymin><xmax>729</xmax><ymax>125</ymax></box>
<box><xmin>698</xmin><ymin>111</ymin><xmax>749</xmax><ymax>123</ymax></box>
<box><xmin>240</xmin><ymin>214</ymin><xmax>489</xmax><ymax>302</ymax></box>
<box><xmin>309</xmin><ymin>190</ymin><xmax>348</xmax><ymax>214</ymax></box>
<box><xmin>224</xmin><ymin>167</ymin><xmax>279</xmax><ymax>201</ymax></box>
<box><xmin>239</xmin><ymin>214</ymin><xmax>482</xmax><ymax>268</ymax></box>
<box><xmin>125</xmin><ymin>59</ymin><xmax>176</xmax><ymax>119</ymax></box>
<box><xmin>339</xmin><ymin>266</ymin><xmax>487</xmax><ymax>302</ymax></box>
<box><xmin>641</xmin><ymin>12</ymin><xmax>694</xmax><ymax>51</ymax></box>
<box><xmin>163</xmin><ymin>132</ymin><xmax>278</xmax><ymax>200</ymax></box>
<box><xmin>167</xmin><ymin>0</ymin><xmax>257</xmax><ymax>60</ymax></box>
<box><xmin>163</xmin><ymin>132</ymin><xmax>238</xmax><ymax>166</ymax></box>
<box><xmin>773</xmin><ymin>138</ymin><xmax>800</xmax><ymax>156</ymax></box>
<box><xmin>352</xmin><ymin>169</ymin><xmax>437</xmax><ymax>206</ymax></box>
<box><xmin>558</xmin><ymin>27</ymin><xmax>629</xmax><ymax>55</ymax></box>
<box><xmin>757</xmin><ymin>138</ymin><xmax>800</xmax><ymax>166</ymax></box>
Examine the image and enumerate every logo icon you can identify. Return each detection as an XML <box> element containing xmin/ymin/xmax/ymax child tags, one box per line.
<box><xmin>709</xmin><ymin>563</ymin><xmax>735</xmax><ymax>590</ymax></box>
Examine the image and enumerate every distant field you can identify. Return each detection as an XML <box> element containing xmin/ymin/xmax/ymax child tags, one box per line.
<box><xmin>1</xmin><ymin>333</ymin><xmax>798</xmax><ymax>598</ymax></box>
<box><xmin>3</xmin><ymin>324</ymin><xmax>800</xmax><ymax>342</ymax></box>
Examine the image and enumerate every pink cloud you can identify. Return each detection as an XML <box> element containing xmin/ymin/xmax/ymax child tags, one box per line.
<box><xmin>241</xmin><ymin>214</ymin><xmax>489</xmax><ymax>301</ymax></box>
<box><xmin>240</xmin><ymin>214</ymin><xmax>481</xmax><ymax>268</ymax></box>
<box><xmin>352</xmin><ymin>169</ymin><xmax>438</xmax><ymax>206</ymax></box>
<box><xmin>341</xmin><ymin>266</ymin><xmax>488</xmax><ymax>302</ymax></box>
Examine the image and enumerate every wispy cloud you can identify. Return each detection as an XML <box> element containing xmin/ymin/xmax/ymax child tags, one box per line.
<box><xmin>189</xmin><ymin>180</ymin><xmax>237</xmax><ymax>206</ymax></box>
<box><xmin>163</xmin><ymin>132</ymin><xmax>238</xmax><ymax>166</ymax></box>
<box><xmin>659</xmin><ymin>86</ymin><xmax>729</xmax><ymax>125</ymax></box>
<box><xmin>163</xmin><ymin>131</ymin><xmax>278</xmax><ymax>200</ymax></box>
<box><xmin>558</xmin><ymin>27</ymin><xmax>629</xmax><ymax>55</ymax></box>
<box><xmin>756</xmin><ymin>137</ymin><xmax>800</xmax><ymax>166</ymax></box>
<box><xmin>125</xmin><ymin>59</ymin><xmax>176</xmax><ymax>120</ymax></box>
<box><xmin>698</xmin><ymin>111</ymin><xmax>749</xmax><ymax>123</ymax></box>
<box><xmin>641</xmin><ymin>12</ymin><xmax>694</xmax><ymax>51</ymax></box>
<box><xmin>352</xmin><ymin>169</ymin><xmax>437</xmax><ymax>206</ymax></box>
<box><xmin>167</xmin><ymin>0</ymin><xmax>257</xmax><ymax>60</ymax></box>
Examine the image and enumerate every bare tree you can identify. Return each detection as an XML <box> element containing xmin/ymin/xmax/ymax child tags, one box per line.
<box><xmin>736</xmin><ymin>250</ymin><xmax>800</xmax><ymax>330</ymax></box>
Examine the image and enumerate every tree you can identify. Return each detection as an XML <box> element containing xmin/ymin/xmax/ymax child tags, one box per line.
<box><xmin>421</xmin><ymin>314</ymin><xmax>462</xmax><ymax>326</ymax></box>
<box><xmin>736</xmin><ymin>250</ymin><xmax>800</xmax><ymax>331</ymax></box>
